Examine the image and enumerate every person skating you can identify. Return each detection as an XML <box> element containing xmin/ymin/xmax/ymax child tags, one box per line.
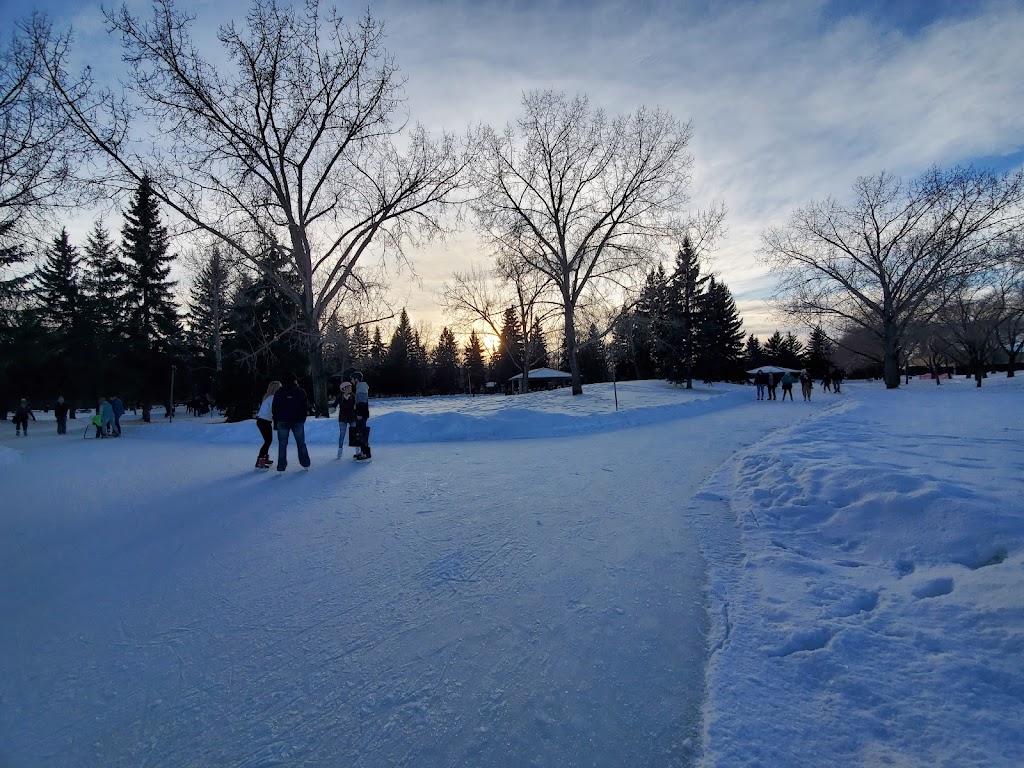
<box><xmin>333</xmin><ymin>380</ymin><xmax>356</xmax><ymax>459</ymax></box>
<box><xmin>352</xmin><ymin>371</ymin><xmax>371</xmax><ymax>460</ymax></box>
<box><xmin>271</xmin><ymin>372</ymin><xmax>310</xmax><ymax>471</ymax></box>
<box><xmin>13</xmin><ymin>399</ymin><xmax>36</xmax><ymax>436</ymax></box>
<box><xmin>779</xmin><ymin>372</ymin><xmax>796</xmax><ymax>401</ymax></box>
<box><xmin>799</xmin><ymin>370</ymin><xmax>813</xmax><ymax>401</ymax></box>
<box><xmin>255</xmin><ymin>380</ymin><xmax>281</xmax><ymax>469</ymax></box>
<box><xmin>754</xmin><ymin>369</ymin><xmax>768</xmax><ymax>400</ymax></box>
<box><xmin>766</xmin><ymin>372</ymin><xmax>777</xmax><ymax>401</ymax></box>
<box><xmin>821</xmin><ymin>372</ymin><xmax>833</xmax><ymax>393</ymax></box>
<box><xmin>98</xmin><ymin>397</ymin><xmax>116</xmax><ymax>436</ymax></box>
<box><xmin>833</xmin><ymin>369</ymin><xmax>844</xmax><ymax>393</ymax></box>
<box><xmin>110</xmin><ymin>394</ymin><xmax>125</xmax><ymax>436</ymax></box>
<box><xmin>54</xmin><ymin>396</ymin><xmax>70</xmax><ymax>435</ymax></box>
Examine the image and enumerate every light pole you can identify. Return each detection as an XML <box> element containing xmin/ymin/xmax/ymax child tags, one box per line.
<box><xmin>169</xmin><ymin>365</ymin><xmax>177</xmax><ymax>422</ymax></box>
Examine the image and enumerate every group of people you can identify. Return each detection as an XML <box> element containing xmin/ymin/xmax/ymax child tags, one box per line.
<box><xmin>753</xmin><ymin>369</ymin><xmax>844</xmax><ymax>402</ymax></box>
<box><xmin>9</xmin><ymin>394</ymin><xmax>124</xmax><ymax>437</ymax></box>
<box><xmin>255</xmin><ymin>369</ymin><xmax>371</xmax><ymax>472</ymax></box>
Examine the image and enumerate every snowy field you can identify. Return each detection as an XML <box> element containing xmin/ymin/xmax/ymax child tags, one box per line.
<box><xmin>2</xmin><ymin>376</ymin><xmax>1021</xmax><ymax>767</ymax></box>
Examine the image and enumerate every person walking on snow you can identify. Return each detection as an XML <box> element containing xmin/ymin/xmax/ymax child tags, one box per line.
<box><xmin>333</xmin><ymin>380</ymin><xmax>357</xmax><ymax>459</ymax></box>
<box><xmin>766</xmin><ymin>372</ymin><xmax>778</xmax><ymax>401</ymax></box>
<box><xmin>352</xmin><ymin>371</ymin><xmax>371</xmax><ymax>460</ymax></box>
<box><xmin>271</xmin><ymin>372</ymin><xmax>310</xmax><ymax>472</ymax></box>
<box><xmin>54</xmin><ymin>396</ymin><xmax>70</xmax><ymax>435</ymax></box>
<box><xmin>255</xmin><ymin>380</ymin><xmax>281</xmax><ymax>469</ymax></box>
<box><xmin>13</xmin><ymin>399</ymin><xmax>36</xmax><ymax>436</ymax></box>
<box><xmin>98</xmin><ymin>397</ymin><xmax>116</xmax><ymax>436</ymax></box>
<box><xmin>110</xmin><ymin>394</ymin><xmax>125</xmax><ymax>436</ymax></box>
<box><xmin>800</xmin><ymin>370</ymin><xmax>813</xmax><ymax>401</ymax></box>
<box><xmin>754</xmin><ymin>369</ymin><xmax>768</xmax><ymax>400</ymax></box>
<box><xmin>779</xmin><ymin>372</ymin><xmax>796</xmax><ymax>401</ymax></box>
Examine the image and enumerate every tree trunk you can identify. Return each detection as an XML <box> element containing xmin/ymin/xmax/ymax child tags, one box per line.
<box><xmin>882</xmin><ymin>320</ymin><xmax>901</xmax><ymax>389</ymax></box>
<box><xmin>307</xmin><ymin>330</ymin><xmax>329</xmax><ymax>417</ymax></box>
<box><xmin>564</xmin><ymin>311</ymin><xmax>582</xmax><ymax>395</ymax></box>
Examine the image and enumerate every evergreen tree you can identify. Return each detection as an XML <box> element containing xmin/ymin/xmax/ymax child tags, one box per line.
<box><xmin>463</xmin><ymin>330</ymin><xmax>487</xmax><ymax>394</ymax></box>
<box><xmin>186</xmin><ymin>246</ymin><xmax>231</xmax><ymax>401</ymax></box>
<box><xmin>805</xmin><ymin>325</ymin><xmax>834</xmax><ymax>378</ymax></box>
<box><xmin>410</xmin><ymin>329</ymin><xmax>430</xmax><ymax>396</ymax></box>
<box><xmin>744</xmin><ymin>334</ymin><xmax>764</xmax><ymax>370</ymax></box>
<box><xmin>322</xmin><ymin>312</ymin><xmax>351</xmax><ymax>383</ymax></box>
<box><xmin>0</xmin><ymin>219</ymin><xmax>40</xmax><ymax>416</ymax></box>
<box><xmin>527</xmin><ymin>319</ymin><xmax>550</xmax><ymax>370</ymax></box>
<box><xmin>383</xmin><ymin>309</ymin><xmax>416</xmax><ymax>395</ymax></box>
<box><xmin>79</xmin><ymin>221</ymin><xmax>124</xmax><ymax>404</ymax></box>
<box><xmin>694</xmin><ymin>277</ymin><xmax>745</xmax><ymax>382</ymax></box>
<box><xmin>493</xmin><ymin>307</ymin><xmax>525</xmax><ymax>385</ymax></box>
<box><xmin>630</xmin><ymin>265</ymin><xmax>670</xmax><ymax>378</ymax></box>
<box><xmin>349</xmin><ymin>324</ymin><xmax>370</xmax><ymax>372</ymax></box>
<box><xmin>31</xmin><ymin>228</ymin><xmax>88</xmax><ymax>399</ymax></box>
<box><xmin>432</xmin><ymin>327</ymin><xmax>461</xmax><ymax>395</ymax></box>
<box><xmin>368</xmin><ymin>326</ymin><xmax>386</xmax><ymax>383</ymax></box>
<box><xmin>782</xmin><ymin>332</ymin><xmax>806</xmax><ymax>370</ymax></box>
<box><xmin>663</xmin><ymin>237</ymin><xmax>709</xmax><ymax>387</ymax></box>
<box><xmin>763</xmin><ymin>331</ymin><xmax>786</xmax><ymax>363</ymax></box>
<box><xmin>120</xmin><ymin>177</ymin><xmax>182</xmax><ymax>420</ymax></box>
<box><xmin>577</xmin><ymin>323</ymin><xmax>609</xmax><ymax>384</ymax></box>
<box><xmin>219</xmin><ymin>250</ymin><xmax>305</xmax><ymax>422</ymax></box>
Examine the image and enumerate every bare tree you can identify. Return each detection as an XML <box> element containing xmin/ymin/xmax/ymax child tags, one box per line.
<box><xmin>441</xmin><ymin>254</ymin><xmax>560</xmax><ymax>393</ymax></box>
<box><xmin>42</xmin><ymin>0</ymin><xmax>469</xmax><ymax>414</ymax></box>
<box><xmin>762</xmin><ymin>167</ymin><xmax>1024</xmax><ymax>388</ymax></box>
<box><xmin>470</xmin><ymin>90</ymin><xmax>697</xmax><ymax>395</ymax></box>
<box><xmin>1</xmin><ymin>14</ymin><xmax>91</xmax><ymax>236</ymax></box>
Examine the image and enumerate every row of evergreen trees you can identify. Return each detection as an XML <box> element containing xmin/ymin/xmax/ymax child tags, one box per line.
<box><xmin>2</xmin><ymin>179</ymin><xmax>180</xmax><ymax>421</ymax></box>
<box><xmin>5</xmin><ymin>180</ymin><xmax>793</xmax><ymax>420</ymax></box>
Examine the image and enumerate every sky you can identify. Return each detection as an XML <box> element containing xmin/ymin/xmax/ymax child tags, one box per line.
<box><xmin>3</xmin><ymin>374</ymin><xmax>1022</xmax><ymax>765</ymax></box>
<box><xmin>7</xmin><ymin>0</ymin><xmax>1024</xmax><ymax>340</ymax></box>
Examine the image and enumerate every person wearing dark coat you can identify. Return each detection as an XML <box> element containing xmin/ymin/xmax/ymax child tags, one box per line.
<box><xmin>271</xmin><ymin>372</ymin><xmax>311</xmax><ymax>471</ymax></box>
<box><xmin>333</xmin><ymin>380</ymin><xmax>357</xmax><ymax>459</ymax></box>
<box><xmin>110</xmin><ymin>395</ymin><xmax>125</xmax><ymax>436</ymax></box>
<box><xmin>754</xmin><ymin>369</ymin><xmax>769</xmax><ymax>400</ymax></box>
<box><xmin>352</xmin><ymin>371</ymin><xmax>371</xmax><ymax>460</ymax></box>
<box><xmin>54</xmin><ymin>396</ymin><xmax>70</xmax><ymax>434</ymax></box>
<box><xmin>13</xmin><ymin>399</ymin><xmax>36</xmax><ymax>436</ymax></box>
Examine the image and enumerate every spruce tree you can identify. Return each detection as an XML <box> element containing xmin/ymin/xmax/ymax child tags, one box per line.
<box><xmin>694</xmin><ymin>277</ymin><xmax>745</xmax><ymax>382</ymax></box>
<box><xmin>463</xmin><ymin>330</ymin><xmax>487</xmax><ymax>394</ymax></box>
<box><xmin>577</xmin><ymin>323</ymin><xmax>609</xmax><ymax>384</ymax></box>
<box><xmin>383</xmin><ymin>309</ymin><xmax>416</xmax><ymax>395</ymax></box>
<box><xmin>186</xmin><ymin>246</ymin><xmax>231</xmax><ymax>399</ymax></box>
<box><xmin>120</xmin><ymin>177</ymin><xmax>182</xmax><ymax>420</ymax></box>
<box><xmin>527</xmin><ymin>319</ymin><xmax>550</xmax><ymax>370</ymax></box>
<box><xmin>32</xmin><ymin>228</ymin><xmax>87</xmax><ymax>398</ymax></box>
<box><xmin>805</xmin><ymin>325</ymin><xmax>834</xmax><ymax>378</ymax></box>
<box><xmin>432</xmin><ymin>327</ymin><xmax>461</xmax><ymax>395</ymax></box>
<box><xmin>493</xmin><ymin>307</ymin><xmax>524</xmax><ymax>385</ymax></box>
<box><xmin>663</xmin><ymin>237</ymin><xmax>709</xmax><ymax>387</ymax></box>
<box><xmin>79</xmin><ymin>221</ymin><xmax>124</xmax><ymax>403</ymax></box>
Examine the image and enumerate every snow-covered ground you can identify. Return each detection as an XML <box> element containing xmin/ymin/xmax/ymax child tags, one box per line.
<box><xmin>2</xmin><ymin>376</ymin><xmax>1021</xmax><ymax>766</ymax></box>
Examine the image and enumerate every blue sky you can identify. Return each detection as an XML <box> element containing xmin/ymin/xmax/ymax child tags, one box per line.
<box><xmin>7</xmin><ymin>0</ymin><xmax>1024</xmax><ymax>338</ymax></box>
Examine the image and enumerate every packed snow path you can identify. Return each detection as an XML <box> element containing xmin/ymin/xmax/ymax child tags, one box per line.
<box><xmin>2</xmin><ymin>394</ymin><xmax>808</xmax><ymax>766</ymax></box>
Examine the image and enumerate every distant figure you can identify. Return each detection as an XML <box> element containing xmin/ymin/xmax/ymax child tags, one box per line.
<box><xmin>110</xmin><ymin>394</ymin><xmax>125</xmax><ymax>436</ymax></box>
<box><xmin>766</xmin><ymin>372</ymin><xmax>778</xmax><ymax>401</ymax></box>
<box><xmin>13</xmin><ymin>399</ymin><xmax>36</xmax><ymax>436</ymax></box>
<box><xmin>98</xmin><ymin>397</ymin><xmax>116</xmax><ymax>437</ymax></box>
<box><xmin>352</xmin><ymin>370</ymin><xmax>372</xmax><ymax>461</ymax></box>
<box><xmin>754</xmin><ymin>369</ymin><xmax>768</xmax><ymax>400</ymax></box>
<box><xmin>833</xmin><ymin>369</ymin><xmax>844</xmax><ymax>394</ymax></box>
<box><xmin>255</xmin><ymin>380</ymin><xmax>281</xmax><ymax>469</ymax></box>
<box><xmin>821</xmin><ymin>372</ymin><xmax>833</xmax><ymax>393</ymax></box>
<box><xmin>800</xmin><ymin>370</ymin><xmax>813</xmax><ymax>401</ymax></box>
<box><xmin>333</xmin><ymin>380</ymin><xmax>356</xmax><ymax>459</ymax></box>
<box><xmin>54</xmin><ymin>396</ymin><xmax>70</xmax><ymax>435</ymax></box>
<box><xmin>779</xmin><ymin>372</ymin><xmax>796</xmax><ymax>401</ymax></box>
<box><xmin>271</xmin><ymin>372</ymin><xmax>310</xmax><ymax>472</ymax></box>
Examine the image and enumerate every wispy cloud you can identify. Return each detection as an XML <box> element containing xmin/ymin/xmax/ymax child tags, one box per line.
<box><xmin>10</xmin><ymin>0</ymin><xmax>1024</xmax><ymax>340</ymax></box>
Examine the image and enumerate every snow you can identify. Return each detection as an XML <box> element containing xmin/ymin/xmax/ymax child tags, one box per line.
<box><xmin>2</xmin><ymin>376</ymin><xmax>1022</xmax><ymax>766</ymax></box>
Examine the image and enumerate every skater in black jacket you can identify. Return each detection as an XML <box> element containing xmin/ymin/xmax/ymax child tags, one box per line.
<box><xmin>271</xmin><ymin>372</ymin><xmax>311</xmax><ymax>471</ymax></box>
<box><xmin>351</xmin><ymin>370</ymin><xmax>371</xmax><ymax>460</ymax></box>
<box><xmin>13</xmin><ymin>399</ymin><xmax>36</xmax><ymax>436</ymax></box>
<box><xmin>333</xmin><ymin>380</ymin><xmax>357</xmax><ymax>459</ymax></box>
<box><xmin>54</xmin><ymin>396</ymin><xmax>70</xmax><ymax>434</ymax></box>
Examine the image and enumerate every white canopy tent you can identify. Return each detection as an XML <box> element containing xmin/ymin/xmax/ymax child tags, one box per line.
<box><xmin>746</xmin><ymin>365</ymin><xmax>802</xmax><ymax>375</ymax></box>
<box><xmin>508</xmin><ymin>368</ymin><xmax>573</xmax><ymax>393</ymax></box>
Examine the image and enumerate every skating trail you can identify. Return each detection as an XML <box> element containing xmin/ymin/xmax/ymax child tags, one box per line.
<box><xmin>1</xmin><ymin>387</ymin><xmax>804</xmax><ymax>766</ymax></box>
